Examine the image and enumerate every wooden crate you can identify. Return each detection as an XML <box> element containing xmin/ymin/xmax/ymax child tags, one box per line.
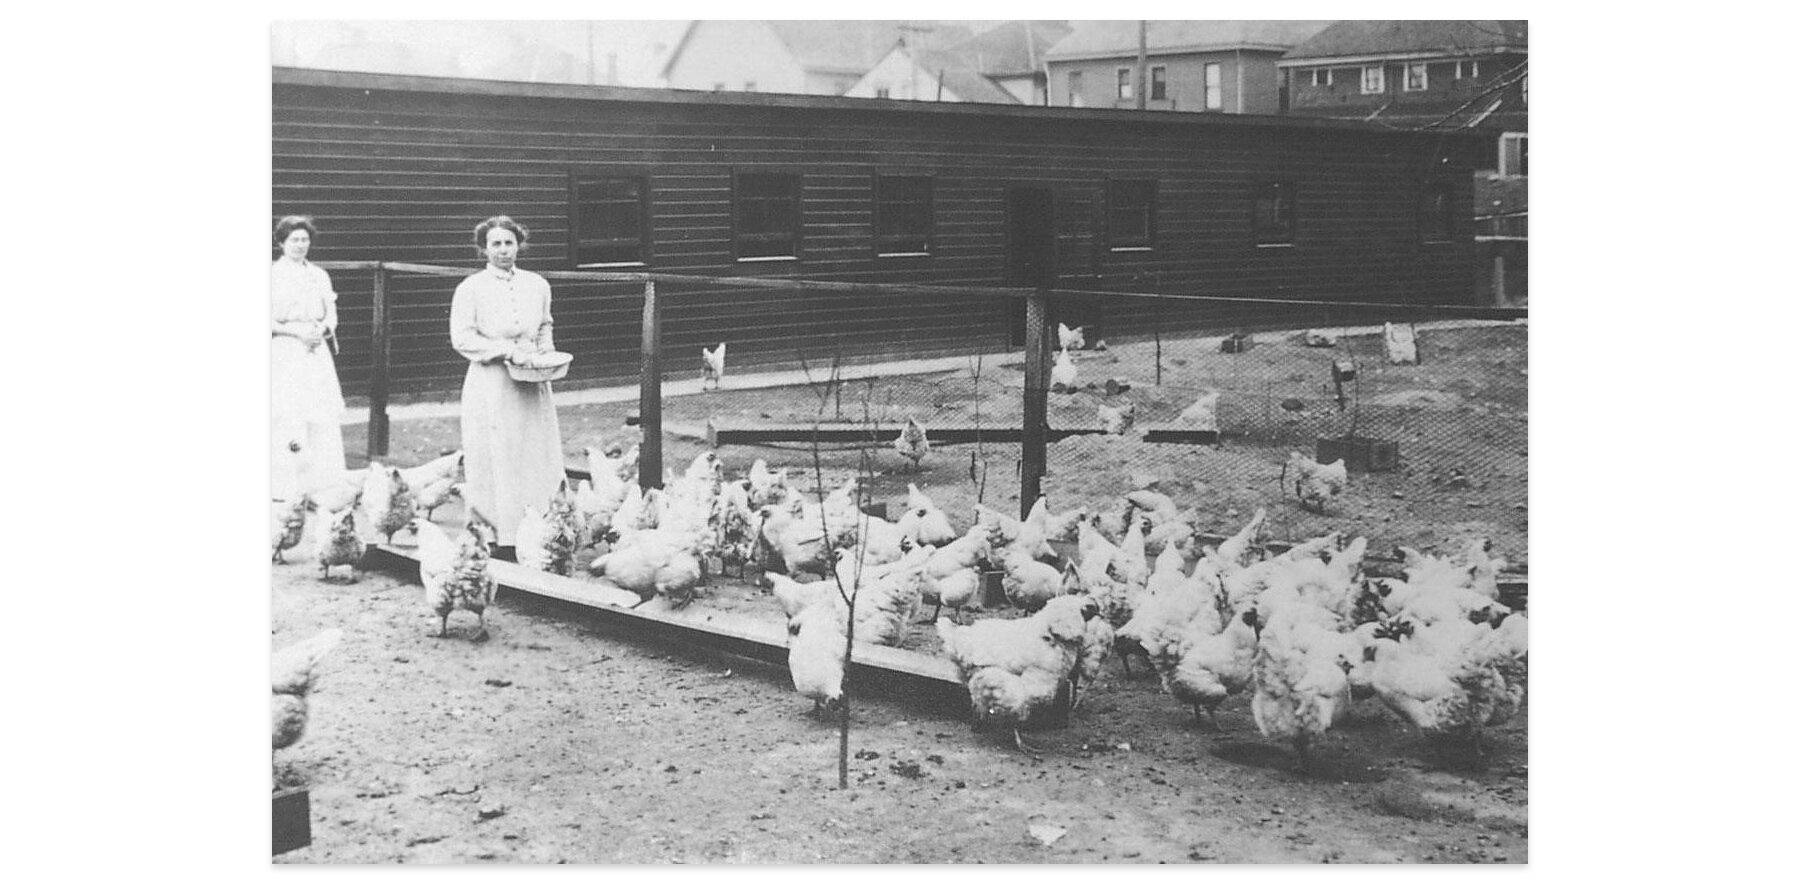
<box><xmin>1316</xmin><ymin>435</ymin><xmax>1400</xmax><ymax>473</ymax></box>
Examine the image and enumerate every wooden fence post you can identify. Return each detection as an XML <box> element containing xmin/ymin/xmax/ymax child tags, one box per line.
<box><xmin>638</xmin><ymin>278</ymin><xmax>663</xmax><ymax>489</ymax></box>
<box><xmin>1020</xmin><ymin>290</ymin><xmax>1049</xmax><ymax>520</ymax></box>
<box><xmin>367</xmin><ymin>262</ymin><xmax>390</xmax><ymax>460</ymax></box>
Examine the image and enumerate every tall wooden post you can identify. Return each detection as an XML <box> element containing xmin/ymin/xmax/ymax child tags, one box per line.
<box><xmin>367</xmin><ymin>263</ymin><xmax>390</xmax><ymax>460</ymax></box>
<box><xmin>1021</xmin><ymin>290</ymin><xmax>1050</xmax><ymax>520</ymax></box>
<box><xmin>638</xmin><ymin>278</ymin><xmax>663</xmax><ymax>489</ymax></box>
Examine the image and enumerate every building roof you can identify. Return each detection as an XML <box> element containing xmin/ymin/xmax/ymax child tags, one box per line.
<box><xmin>948</xmin><ymin>20</ymin><xmax>1073</xmax><ymax>76</ymax></box>
<box><xmin>1043</xmin><ymin>20</ymin><xmax>1334</xmax><ymax>61</ymax></box>
<box><xmin>274</xmin><ymin>65</ymin><xmax>1491</xmax><ymax>145</ymax></box>
<box><xmin>904</xmin><ymin>47</ymin><xmax>1022</xmax><ymax>103</ymax></box>
<box><xmin>1282</xmin><ymin>20</ymin><xmax>1527</xmax><ymax>64</ymax></box>
<box><xmin>662</xmin><ymin>21</ymin><xmax>975</xmax><ymax>78</ymax></box>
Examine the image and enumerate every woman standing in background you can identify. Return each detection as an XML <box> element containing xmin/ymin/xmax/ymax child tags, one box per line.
<box><xmin>270</xmin><ymin>215</ymin><xmax>347</xmax><ymax>501</ymax></box>
<box><xmin>450</xmin><ymin>215</ymin><xmax>565</xmax><ymax>553</ymax></box>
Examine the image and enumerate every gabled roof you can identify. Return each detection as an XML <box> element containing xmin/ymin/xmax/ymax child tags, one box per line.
<box><xmin>661</xmin><ymin>21</ymin><xmax>977</xmax><ymax>79</ymax></box>
<box><xmin>1282</xmin><ymin>21</ymin><xmax>1527</xmax><ymax>65</ymax></box>
<box><xmin>1043</xmin><ymin>20</ymin><xmax>1333</xmax><ymax>62</ymax></box>
<box><xmin>904</xmin><ymin>46</ymin><xmax>1022</xmax><ymax>103</ymax></box>
<box><xmin>949</xmin><ymin>20</ymin><xmax>1073</xmax><ymax>76</ymax></box>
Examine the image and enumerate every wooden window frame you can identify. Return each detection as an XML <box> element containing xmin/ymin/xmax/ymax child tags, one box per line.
<box><xmin>1253</xmin><ymin>181</ymin><xmax>1296</xmax><ymax>248</ymax></box>
<box><xmin>1499</xmin><ymin>133</ymin><xmax>1528</xmax><ymax>177</ymax></box>
<box><xmin>1106</xmin><ymin>178</ymin><xmax>1157</xmax><ymax>251</ymax></box>
<box><xmin>1066</xmin><ymin>70</ymin><xmax>1083</xmax><ymax>106</ymax></box>
<box><xmin>1404</xmin><ymin>62</ymin><xmax>1428</xmax><ymax>92</ymax></box>
<box><xmin>1311</xmin><ymin>67</ymin><xmax>1331</xmax><ymax>87</ymax></box>
<box><xmin>732</xmin><ymin>170</ymin><xmax>802</xmax><ymax>262</ymax></box>
<box><xmin>1361</xmin><ymin>64</ymin><xmax>1385</xmax><ymax>94</ymax></box>
<box><xmin>1457</xmin><ymin>59</ymin><xmax>1480</xmax><ymax>80</ymax></box>
<box><xmin>1116</xmin><ymin>67</ymin><xmax>1133</xmax><ymax>101</ymax></box>
<box><xmin>1203</xmin><ymin>62</ymin><xmax>1223</xmax><ymax>110</ymax></box>
<box><xmin>874</xmin><ymin>174</ymin><xmax>934</xmax><ymax>257</ymax></box>
<box><xmin>1150</xmin><ymin>65</ymin><xmax>1167</xmax><ymax>101</ymax></box>
<box><xmin>568</xmin><ymin>170</ymin><xmax>651</xmax><ymax>268</ymax></box>
<box><xmin>1419</xmin><ymin>181</ymin><xmax>1454</xmax><ymax>244</ymax></box>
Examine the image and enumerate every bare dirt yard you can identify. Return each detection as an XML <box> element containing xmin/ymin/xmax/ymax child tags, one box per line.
<box><xmin>272</xmin><ymin>557</ymin><xmax>1525</xmax><ymax>864</ymax></box>
<box><xmin>275</xmin><ymin>321</ymin><xmax>1527</xmax><ymax>864</ymax></box>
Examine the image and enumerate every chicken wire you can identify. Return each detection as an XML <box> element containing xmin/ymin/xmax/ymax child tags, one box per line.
<box><xmin>334</xmin><ymin>263</ymin><xmax>1526</xmax><ymax>566</ymax></box>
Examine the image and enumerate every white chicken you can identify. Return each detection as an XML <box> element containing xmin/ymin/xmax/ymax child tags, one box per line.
<box><xmin>313</xmin><ymin>498</ymin><xmax>365</xmax><ymax>582</ymax></box>
<box><xmin>746</xmin><ymin>459</ymin><xmax>790</xmax><ymax>508</ymax></box>
<box><xmin>701</xmin><ymin>342</ymin><xmax>726</xmax><ymax>390</ymax></box>
<box><xmin>893</xmin><ymin>416</ymin><xmax>930</xmax><ymax>472</ymax></box>
<box><xmin>937</xmin><ymin>595</ymin><xmax>1103</xmax><ymax>752</ymax></box>
<box><xmin>1178</xmin><ymin>390</ymin><xmax>1222</xmax><ymax>432</ymax></box>
<box><xmin>1058</xmin><ymin>322</ymin><xmax>1085</xmax><ymax>351</ymax></box>
<box><xmin>1050</xmin><ymin>349</ymin><xmax>1078</xmax><ymax>393</ymax></box>
<box><xmin>1284</xmin><ymin>451</ymin><xmax>1348</xmax><ymax>513</ymax></box>
<box><xmin>1249</xmin><ymin>604</ymin><xmax>1360</xmax><ymax>770</ymax></box>
<box><xmin>413</xmin><ymin>510</ymin><xmax>499</xmax><ymax>640</ymax></box>
<box><xmin>1097</xmin><ymin>400</ymin><xmax>1136</xmax><ymax>435</ymax></box>
<box><xmin>995</xmin><ymin>546</ymin><xmax>1062</xmax><ymax>612</ymax></box>
<box><xmin>271</xmin><ymin>497</ymin><xmax>310</xmax><ymax>564</ymax></box>
<box><xmin>398</xmin><ymin>450</ymin><xmax>463</xmax><ymax>493</ymax></box>
<box><xmin>588</xmin><ymin>526</ymin><xmax>706</xmax><ymax>608</ymax></box>
<box><xmin>758</xmin><ymin>498</ymin><xmax>831</xmax><ymax>576</ymax></box>
<box><xmin>786</xmin><ymin>603</ymin><xmax>846</xmax><ymax>716</ymax></box>
<box><xmin>1026</xmin><ymin>495</ymin><xmax>1086</xmax><ymax>543</ymax></box>
<box><xmin>1369</xmin><ymin>613</ymin><xmax>1528</xmax><ymax>767</ymax></box>
<box><xmin>896</xmin><ymin>483</ymin><xmax>957</xmax><ymax>547</ymax></box>
<box><xmin>271</xmin><ymin>628</ymin><xmax>344</xmax><ymax>752</ymax></box>
<box><xmin>360</xmin><ymin>462</ymin><xmax>418</xmax><ymax>544</ymax></box>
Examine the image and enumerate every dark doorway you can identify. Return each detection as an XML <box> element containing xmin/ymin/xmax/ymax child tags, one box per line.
<box><xmin>1004</xmin><ymin>186</ymin><xmax>1056</xmax><ymax>347</ymax></box>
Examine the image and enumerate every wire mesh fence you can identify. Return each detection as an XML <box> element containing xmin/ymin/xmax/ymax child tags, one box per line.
<box><xmin>323</xmin><ymin>261</ymin><xmax>1527</xmax><ymax>566</ymax></box>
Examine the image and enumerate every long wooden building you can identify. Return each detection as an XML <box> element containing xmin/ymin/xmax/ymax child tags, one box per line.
<box><xmin>273</xmin><ymin>66</ymin><xmax>1487</xmax><ymax>400</ymax></box>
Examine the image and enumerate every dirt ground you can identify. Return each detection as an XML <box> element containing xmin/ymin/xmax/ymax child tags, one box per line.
<box><xmin>277</xmin><ymin>321</ymin><xmax>1527</xmax><ymax>863</ymax></box>
<box><xmin>271</xmin><ymin>558</ymin><xmax>1526</xmax><ymax>864</ymax></box>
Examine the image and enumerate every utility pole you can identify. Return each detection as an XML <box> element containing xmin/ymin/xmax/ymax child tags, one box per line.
<box><xmin>1136</xmin><ymin>21</ymin><xmax>1149</xmax><ymax>110</ymax></box>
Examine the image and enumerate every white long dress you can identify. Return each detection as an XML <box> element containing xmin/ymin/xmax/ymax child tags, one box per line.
<box><xmin>451</xmin><ymin>264</ymin><xmax>566</xmax><ymax>546</ymax></box>
<box><xmin>270</xmin><ymin>258</ymin><xmax>348</xmax><ymax>501</ymax></box>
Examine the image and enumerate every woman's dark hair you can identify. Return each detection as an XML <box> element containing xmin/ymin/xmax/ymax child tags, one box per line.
<box><xmin>473</xmin><ymin>215</ymin><xmax>530</xmax><ymax>254</ymax></box>
<box><xmin>274</xmin><ymin>215</ymin><xmax>318</xmax><ymax>247</ymax></box>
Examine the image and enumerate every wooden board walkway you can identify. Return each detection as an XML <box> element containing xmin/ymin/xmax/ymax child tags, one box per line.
<box><xmin>364</xmin><ymin>543</ymin><xmax>969</xmax><ymax>713</ymax></box>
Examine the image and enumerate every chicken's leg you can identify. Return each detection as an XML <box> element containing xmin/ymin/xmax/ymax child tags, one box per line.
<box><xmin>435</xmin><ymin>612</ymin><xmax>449</xmax><ymax>639</ymax></box>
<box><xmin>473</xmin><ymin>610</ymin><xmax>490</xmax><ymax>643</ymax></box>
<box><xmin>1012</xmin><ymin>728</ymin><xmax>1047</xmax><ymax>755</ymax></box>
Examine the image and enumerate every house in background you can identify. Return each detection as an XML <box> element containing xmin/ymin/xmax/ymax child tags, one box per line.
<box><xmin>660</xmin><ymin>20</ymin><xmax>973</xmax><ymax>95</ymax></box>
<box><xmin>951</xmin><ymin>20</ymin><xmax>1073</xmax><ymax>105</ymax></box>
<box><xmin>1042</xmin><ymin>20</ymin><xmax>1331</xmax><ymax>113</ymax></box>
<box><xmin>846</xmin><ymin>42</ymin><xmax>1022</xmax><ymax>104</ymax></box>
<box><xmin>1279</xmin><ymin>21</ymin><xmax>1527</xmax><ymax>304</ymax></box>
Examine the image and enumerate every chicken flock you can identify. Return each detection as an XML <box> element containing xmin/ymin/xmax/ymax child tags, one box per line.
<box><xmin>273</xmin><ymin>435</ymin><xmax>1525</xmax><ymax>771</ymax></box>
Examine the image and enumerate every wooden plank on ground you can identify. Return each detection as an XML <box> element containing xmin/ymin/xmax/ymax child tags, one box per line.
<box><xmin>1139</xmin><ymin>425</ymin><xmax>1220</xmax><ymax>445</ymax></box>
<box><xmin>366</xmin><ymin>545</ymin><xmax>967</xmax><ymax>709</ymax></box>
<box><xmin>705</xmin><ymin>419</ymin><xmax>1110</xmax><ymax>447</ymax></box>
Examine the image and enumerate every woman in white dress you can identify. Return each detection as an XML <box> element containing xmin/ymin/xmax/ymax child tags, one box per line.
<box><xmin>451</xmin><ymin>216</ymin><xmax>565</xmax><ymax>551</ymax></box>
<box><xmin>270</xmin><ymin>215</ymin><xmax>348</xmax><ymax>502</ymax></box>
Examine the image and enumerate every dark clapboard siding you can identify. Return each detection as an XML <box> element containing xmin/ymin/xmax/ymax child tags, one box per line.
<box><xmin>273</xmin><ymin>68</ymin><xmax>1484</xmax><ymax>400</ymax></box>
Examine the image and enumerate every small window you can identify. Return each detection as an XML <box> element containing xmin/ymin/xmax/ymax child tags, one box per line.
<box><xmin>743</xmin><ymin>81</ymin><xmax>757</xmax><ymax>92</ymax></box>
<box><xmin>1116</xmin><ymin>68</ymin><xmax>1133</xmax><ymax>101</ymax></box>
<box><xmin>875</xmin><ymin>175</ymin><xmax>933</xmax><ymax>255</ymax></box>
<box><xmin>1253</xmin><ymin>181</ymin><xmax>1295</xmax><ymax>246</ymax></box>
<box><xmin>712</xmin><ymin>82</ymin><xmax>726</xmax><ymax>92</ymax></box>
<box><xmin>1499</xmin><ymin>133</ymin><xmax>1528</xmax><ymax>177</ymax></box>
<box><xmin>1404</xmin><ymin>62</ymin><xmax>1427</xmax><ymax>92</ymax></box>
<box><xmin>1361</xmin><ymin>65</ymin><xmax>1385</xmax><ymax>94</ymax></box>
<box><xmin>572</xmin><ymin>175</ymin><xmax>648</xmax><ymax>266</ymax></box>
<box><xmin>1107</xmin><ymin>179</ymin><xmax>1156</xmax><ymax>249</ymax></box>
<box><xmin>1204</xmin><ymin>62</ymin><xmax>1223</xmax><ymax>110</ymax></box>
<box><xmin>1420</xmin><ymin>182</ymin><xmax>1453</xmax><ymax>243</ymax></box>
<box><xmin>1311</xmin><ymin>68</ymin><xmax>1331</xmax><ymax>87</ymax></box>
<box><xmin>734</xmin><ymin>172</ymin><xmax>800</xmax><ymax>260</ymax></box>
<box><xmin>1457</xmin><ymin>59</ymin><xmax>1480</xmax><ymax>79</ymax></box>
<box><xmin>1067</xmin><ymin>70</ymin><xmax>1083</xmax><ymax>106</ymax></box>
<box><xmin>876</xmin><ymin>86</ymin><xmax>891</xmax><ymax>99</ymax></box>
<box><xmin>1150</xmin><ymin>66</ymin><xmax>1167</xmax><ymax>101</ymax></box>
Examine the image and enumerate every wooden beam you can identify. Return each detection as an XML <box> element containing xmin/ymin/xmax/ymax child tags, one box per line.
<box><xmin>1140</xmin><ymin>425</ymin><xmax>1221</xmax><ymax>445</ymax></box>
<box><xmin>366</xmin><ymin>263</ymin><xmax>390</xmax><ymax>459</ymax></box>
<box><xmin>638</xmin><ymin>279</ymin><xmax>663</xmax><ymax>489</ymax></box>
<box><xmin>705</xmin><ymin>419</ymin><xmax>1111</xmax><ymax>447</ymax></box>
<box><xmin>1020</xmin><ymin>291</ymin><xmax>1050</xmax><ymax>520</ymax></box>
<box><xmin>364</xmin><ymin>545</ymin><xmax>969</xmax><ymax>711</ymax></box>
